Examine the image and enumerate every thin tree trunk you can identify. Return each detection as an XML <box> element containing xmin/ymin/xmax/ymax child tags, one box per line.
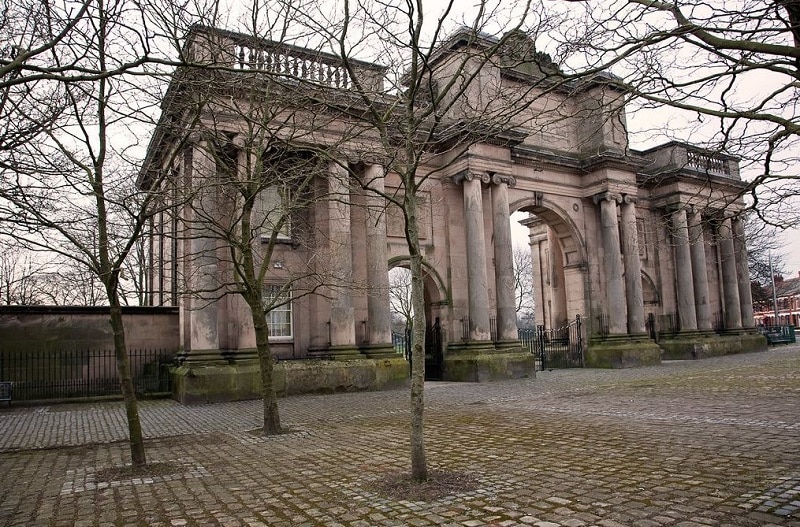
<box><xmin>109</xmin><ymin>297</ymin><xmax>147</xmax><ymax>465</ymax></box>
<box><xmin>406</xmin><ymin>195</ymin><xmax>428</xmax><ymax>481</ymax></box>
<box><xmin>252</xmin><ymin>307</ymin><xmax>281</xmax><ymax>435</ymax></box>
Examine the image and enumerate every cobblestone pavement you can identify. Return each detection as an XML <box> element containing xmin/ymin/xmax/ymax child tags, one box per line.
<box><xmin>0</xmin><ymin>347</ymin><xmax>799</xmax><ymax>527</ymax></box>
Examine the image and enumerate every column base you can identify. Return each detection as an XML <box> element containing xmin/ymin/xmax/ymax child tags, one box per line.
<box><xmin>308</xmin><ymin>345</ymin><xmax>363</xmax><ymax>360</ymax></box>
<box><xmin>585</xmin><ymin>335</ymin><xmax>662</xmax><ymax>368</ymax></box>
<box><xmin>660</xmin><ymin>331</ymin><xmax>767</xmax><ymax>360</ymax></box>
<box><xmin>359</xmin><ymin>343</ymin><xmax>400</xmax><ymax>359</ymax></box>
<box><xmin>443</xmin><ymin>342</ymin><xmax>536</xmax><ymax>382</ymax></box>
<box><xmin>177</xmin><ymin>349</ymin><xmax>233</xmax><ymax>363</ymax></box>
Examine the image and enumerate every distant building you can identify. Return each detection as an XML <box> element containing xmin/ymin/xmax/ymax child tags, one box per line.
<box><xmin>753</xmin><ymin>273</ymin><xmax>800</xmax><ymax>326</ymax></box>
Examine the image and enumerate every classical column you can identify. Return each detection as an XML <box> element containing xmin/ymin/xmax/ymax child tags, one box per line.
<box><xmin>718</xmin><ymin>217</ymin><xmax>743</xmax><ymax>330</ymax></box>
<box><xmin>731</xmin><ymin>216</ymin><xmax>755</xmax><ymax>328</ymax></box>
<box><xmin>529</xmin><ymin>233</ymin><xmax>546</xmax><ymax>329</ymax></box>
<box><xmin>620</xmin><ymin>196</ymin><xmax>646</xmax><ymax>335</ymax></box>
<box><xmin>594</xmin><ymin>192</ymin><xmax>627</xmax><ymax>334</ymax></box>
<box><xmin>491</xmin><ymin>174</ymin><xmax>519</xmax><ymax>342</ymax></box>
<box><xmin>672</xmin><ymin>207</ymin><xmax>698</xmax><ymax>331</ymax></box>
<box><xmin>688</xmin><ymin>209</ymin><xmax>713</xmax><ymax>331</ymax></box>
<box><xmin>187</xmin><ymin>139</ymin><xmax>219</xmax><ymax>355</ymax></box>
<box><xmin>456</xmin><ymin>172</ymin><xmax>492</xmax><ymax>341</ymax></box>
<box><xmin>328</xmin><ymin>161</ymin><xmax>357</xmax><ymax>349</ymax></box>
<box><xmin>364</xmin><ymin>163</ymin><xmax>393</xmax><ymax>351</ymax></box>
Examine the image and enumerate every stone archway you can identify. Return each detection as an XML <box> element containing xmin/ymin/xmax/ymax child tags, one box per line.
<box><xmin>511</xmin><ymin>196</ymin><xmax>589</xmax><ymax>334</ymax></box>
<box><xmin>387</xmin><ymin>257</ymin><xmax>449</xmax><ymax>379</ymax></box>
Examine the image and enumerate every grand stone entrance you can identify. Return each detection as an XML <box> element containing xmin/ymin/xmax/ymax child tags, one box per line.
<box><xmin>140</xmin><ymin>26</ymin><xmax>765</xmax><ymax>401</ymax></box>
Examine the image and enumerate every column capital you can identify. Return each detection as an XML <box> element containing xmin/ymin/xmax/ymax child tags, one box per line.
<box><xmin>188</xmin><ymin>131</ymin><xmax>208</xmax><ymax>145</ymax></box>
<box><xmin>593</xmin><ymin>192</ymin><xmax>621</xmax><ymax>205</ymax></box>
<box><xmin>621</xmin><ymin>194</ymin><xmax>638</xmax><ymax>205</ymax></box>
<box><xmin>453</xmin><ymin>171</ymin><xmax>491</xmax><ymax>186</ymax></box>
<box><xmin>490</xmin><ymin>173</ymin><xmax>517</xmax><ymax>188</ymax></box>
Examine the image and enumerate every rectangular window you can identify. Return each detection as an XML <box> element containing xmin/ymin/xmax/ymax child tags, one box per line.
<box><xmin>263</xmin><ymin>284</ymin><xmax>292</xmax><ymax>339</ymax></box>
<box><xmin>257</xmin><ymin>186</ymin><xmax>291</xmax><ymax>240</ymax></box>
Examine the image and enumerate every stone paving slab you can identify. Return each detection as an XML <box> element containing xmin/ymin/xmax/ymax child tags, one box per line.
<box><xmin>0</xmin><ymin>347</ymin><xmax>799</xmax><ymax>526</ymax></box>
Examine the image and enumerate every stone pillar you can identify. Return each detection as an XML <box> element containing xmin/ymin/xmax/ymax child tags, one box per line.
<box><xmin>529</xmin><ymin>234</ymin><xmax>546</xmax><ymax>329</ymax></box>
<box><xmin>718</xmin><ymin>217</ymin><xmax>743</xmax><ymax>330</ymax></box>
<box><xmin>672</xmin><ymin>207</ymin><xmax>698</xmax><ymax>331</ymax></box>
<box><xmin>364</xmin><ymin>163</ymin><xmax>394</xmax><ymax>353</ymax></box>
<box><xmin>619</xmin><ymin>196</ymin><xmax>646</xmax><ymax>335</ymax></box>
<box><xmin>594</xmin><ymin>192</ymin><xmax>626</xmax><ymax>334</ymax></box>
<box><xmin>491</xmin><ymin>174</ymin><xmax>519</xmax><ymax>342</ymax></box>
<box><xmin>688</xmin><ymin>210</ymin><xmax>713</xmax><ymax>331</ymax></box>
<box><xmin>732</xmin><ymin>216</ymin><xmax>755</xmax><ymax>328</ymax></box>
<box><xmin>186</xmin><ymin>139</ymin><xmax>219</xmax><ymax>356</ymax></box>
<box><xmin>457</xmin><ymin>172</ymin><xmax>492</xmax><ymax>341</ymax></box>
<box><xmin>328</xmin><ymin>161</ymin><xmax>357</xmax><ymax>350</ymax></box>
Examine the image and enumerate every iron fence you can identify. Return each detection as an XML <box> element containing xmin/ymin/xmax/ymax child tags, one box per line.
<box><xmin>0</xmin><ymin>348</ymin><xmax>175</xmax><ymax>401</ymax></box>
<box><xmin>519</xmin><ymin>316</ymin><xmax>584</xmax><ymax>370</ymax></box>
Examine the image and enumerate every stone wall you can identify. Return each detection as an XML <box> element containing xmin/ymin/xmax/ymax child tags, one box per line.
<box><xmin>0</xmin><ymin>305</ymin><xmax>179</xmax><ymax>352</ymax></box>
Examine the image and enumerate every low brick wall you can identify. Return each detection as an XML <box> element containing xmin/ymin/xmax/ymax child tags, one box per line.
<box><xmin>0</xmin><ymin>305</ymin><xmax>179</xmax><ymax>352</ymax></box>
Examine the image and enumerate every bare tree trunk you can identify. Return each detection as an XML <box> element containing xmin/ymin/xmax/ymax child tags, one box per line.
<box><xmin>108</xmin><ymin>297</ymin><xmax>147</xmax><ymax>466</ymax></box>
<box><xmin>251</xmin><ymin>306</ymin><xmax>281</xmax><ymax>435</ymax></box>
<box><xmin>406</xmin><ymin>195</ymin><xmax>427</xmax><ymax>481</ymax></box>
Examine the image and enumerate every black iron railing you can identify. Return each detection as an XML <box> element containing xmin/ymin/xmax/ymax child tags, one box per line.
<box><xmin>0</xmin><ymin>348</ymin><xmax>175</xmax><ymax>401</ymax></box>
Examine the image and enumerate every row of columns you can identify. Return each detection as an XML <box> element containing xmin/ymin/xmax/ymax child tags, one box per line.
<box><xmin>670</xmin><ymin>208</ymin><xmax>754</xmax><ymax>332</ymax></box>
<box><xmin>595</xmin><ymin>189</ymin><xmax>755</xmax><ymax>337</ymax></box>
<box><xmin>327</xmin><ymin>162</ymin><xmax>394</xmax><ymax>353</ymax></box>
<box><xmin>594</xmin><ymin>193</ymin><xmax>646</xmax><ymax>335</ymax></box>
<box><xmin>454</xmin><ymin>172</ymin><xmax>519</xmax><ymax>344</ymax></box>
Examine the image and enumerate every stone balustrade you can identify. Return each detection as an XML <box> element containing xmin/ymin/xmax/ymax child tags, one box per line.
<box><xmin>639</xmin><ymin>141</ymin><xmax>740</xmax><ymax>180</ymax></box>
<box><xmin>186</xmin><ymin>25</ymin><xmax>386</xmax><ymax>93</ymax></box>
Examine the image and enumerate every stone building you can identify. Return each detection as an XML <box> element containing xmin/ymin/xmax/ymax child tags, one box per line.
<box><xmin>140</xmin><ymin>26</ymin><xmax>765</xmax><ymax>402</ymax></box>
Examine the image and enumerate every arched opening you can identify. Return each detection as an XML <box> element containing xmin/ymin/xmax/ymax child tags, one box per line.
<box><xmin>509</xmin><ymin>198</ymin><xmax>588</xmax><ymax>333</ymax></box>
<box><xmin>387</xmin><ymin>258</ymin><xmax>448</xmax><ymax>380</ymax></box>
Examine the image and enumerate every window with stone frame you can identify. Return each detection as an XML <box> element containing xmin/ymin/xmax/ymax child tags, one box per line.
<box><xmin>263</xmin><ymin>284</ymin><xmax>292</xmax><ymax>339</ymax></box>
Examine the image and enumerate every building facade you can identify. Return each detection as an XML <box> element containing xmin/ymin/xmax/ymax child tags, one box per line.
<box><xmin>140</xmin><ymin>26</ymin><xmax>765</xmax><ymax>401</ymax></box>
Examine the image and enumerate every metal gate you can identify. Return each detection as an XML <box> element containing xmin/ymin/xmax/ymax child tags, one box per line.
<box><xmin>534</xmin><ymin>315</ymin><xmax>584</xmax><ymax>370</ymax></box>
<box><xmin>391</xmin><ymin>318</ymin><xmax>443</xmax><ymax>380</ymax></box>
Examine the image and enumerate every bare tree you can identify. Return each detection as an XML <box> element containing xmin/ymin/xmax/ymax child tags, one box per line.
<box><xmin>296</xmin><ymin>0</ymin><xmax>565</xmax><ymax>481</ymax></box>
<box><xmin>0</xmin><ymin>244</ymin><xmax>51</xmax><ymax>305</ymax></box>
<box><xmin>512</xmin><ymin>246</ymin><xmax>534</xmax><ymax>318</ymax></box>
<box><xmin>142</xmin><ymin>19</ymin><xmax>356</xmax><ymax>433</ymax></box>
<box><xmin>389</xmin><ymin>267</ymin><xmax>414</xmax><ymax>331</ymax></box>
<box><xmin>744</xmin><ymin>212</ymin><xmax>787</xmax><ymax>291</ymax></box>
<box><xmin>0</xmin><ymin>0</ymin><xmax>180</xmax><ymax>466</ymax></box>
<box><xmin>554</xmin><ymin>1</ymin><xmax>800</xmax><ymax>224</ymax></box>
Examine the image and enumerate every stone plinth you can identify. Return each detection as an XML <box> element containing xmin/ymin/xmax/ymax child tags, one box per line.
<box><xmin>442</xmin><ymin>343</ymin><xmax>536</xmax><ymax>382</ymax></box>
<box><xmin>171</xmin><ymin>357</ymin><xmax>409</xmax><ymax>404</ymax></box>
<box><xmin>584</xmin><ymin>336</ymin><xmax>662</xmax><ymax>368</ymax></box>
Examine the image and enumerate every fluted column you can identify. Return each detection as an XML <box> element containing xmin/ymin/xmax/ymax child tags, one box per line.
<box><xmin>491</xmin><ymin>174</ymin><xmax>519</xmax><ymax>342</ymax></box>
<box><xmin>328</xmin><ymin>161</ymin><xmax>356</xmax><ymax>348</ymax></box>
<box><xmin>594</xmin><ymin>192</ymin><xmax>626</xmax><ymax>334</ymax></box>
<box><xmin>688</xmin><ymin>209</ymin><xmax>713</xmax><ymax>331</ymax></box>
<box><xmin>672</xmin><ymin>207</ymin><xmax>698</xmax><ymax>331</ymax></box>
<box><xmin>456</xmin><ymin>172</ymin><xmax>491</xmax><ymax>341</ymax></box>
<box><xmin>364</xmin><ymin>163</ymin><xmax>393</xmax><ymax>351</ymax></box>
<box><xmin>731</xmin><ymin>216</ymin><xmax>755</xmax><ymax>328</ymax></box>
<box><xmin>620</xmin><ymin>196</ymin><xmax>645</xmax><ymax>335</ymax></box>
<box><xmin>718</xmin><ymin>217</ymin><xmax>743</xmax><ymax>330</ymax></box>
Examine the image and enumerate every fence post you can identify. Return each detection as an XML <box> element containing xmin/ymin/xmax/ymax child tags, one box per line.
<box><xmin>576</xmin><ymin>315</ymin><xmax>584</xmax><ymax>367</ymax></box>
<box><xmin>536</xmin><ymin>324</ymin><xmax>546</xmax><ymax>371</ymax></box>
